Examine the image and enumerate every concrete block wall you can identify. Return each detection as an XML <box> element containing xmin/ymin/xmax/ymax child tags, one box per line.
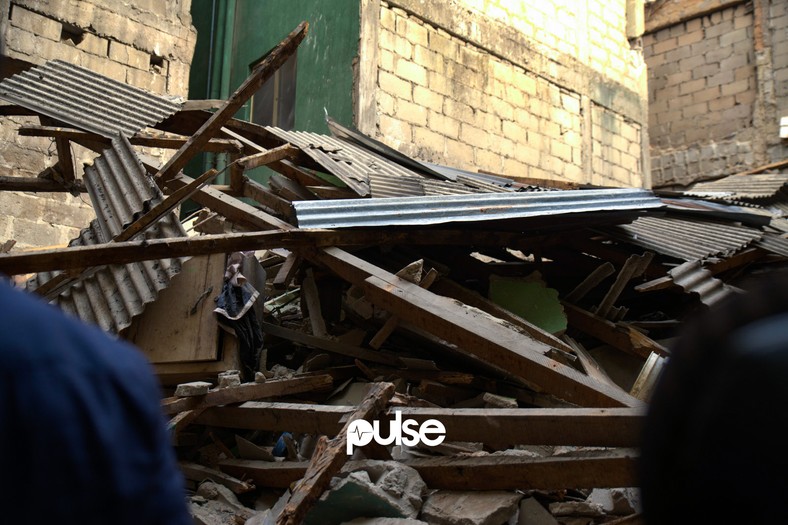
<box><xmin>771</xmin><ymin>0</ymin><xmax>788</xmax><ymax>161</ymax></box>
<box><xmin>644</xmin><ymin>2</ymin><xmax>787</xmax><ymax>187</ymax></box>
<box><xmin>0</xmin><ymin>0</ymin><xmax>196</xmax><ymax>249</ymax></box>
<box><xmin>359</xmin><ymin>0</ymin><xmax>649</xmax><ymax>188</ymax></box>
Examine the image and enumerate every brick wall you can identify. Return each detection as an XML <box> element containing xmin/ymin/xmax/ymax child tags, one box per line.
<box><xmin>358</xmin><ymin>0</ymin><xmax>649</xmax><ymax>188</ymax></box>
<box><xmin>0</xmin><ymin>0</ymin><xmax>196</xmax><ymax>249</ymax></box>
<box><xmin>771</xmin><ymin>0</ymin><xmax>788</xmax><ymax>161</ymax></box>
<box><xmin>644</xmin><ymin>2</ymin><xmax>787</xmax><ymax>187</ymax></box>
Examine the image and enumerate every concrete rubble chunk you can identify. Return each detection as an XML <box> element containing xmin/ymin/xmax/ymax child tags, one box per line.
<box><xmin>218</xmin><ymin>370</ymin><xmax>242</xmax><ymax>388</ymax></box>
<box><xmin>547</xmin><ymin>501</ymin><xmax>604</xmax><ymax>517</ymax></box>
<box><xmin>420</xmin><ymin>491</ymin><xmax>521</xmax><ymax>525</ymax></box>
<box><xmin>518</xmin><ymin>497</ymin><xmax>559</xmax><ymax>525</ymax></box>
<box><xmin>174</xmin><ymin>381</ymin><xmax>211</xmax><ymax>397</ymax></box>
<box><xmin>303</xmin><ymin>461</ymin><xmax>427</xmax><ymax>525</ymax></box>
<box><xmin>340</xmin><ymin>518</ymin><xmax>429</xmax><ymax>525</ymax></box>
<box><xmin>586</xmin><ymin>488</ymin><xmax>641</xmax><ymax>515</ymax></box>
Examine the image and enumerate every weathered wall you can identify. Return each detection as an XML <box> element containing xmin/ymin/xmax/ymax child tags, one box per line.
<box><xmin>357</xmin><ymin>0</ymin><xmax>649</xmax><ymax>188</ymax></box>
<box><xmin>644</xmin><ymin>0</ymin><xmax>787</xmax><ymax>187</ymax></box>
<box><xmin>0</xmin><ymin>0</ymin><xmax>196</xmax><ymax>249</ymax></box>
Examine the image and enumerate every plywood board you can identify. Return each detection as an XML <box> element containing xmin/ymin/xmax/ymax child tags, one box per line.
<box><xmin>127</xmin><ymin>253</ymin><xmax>226</xmax><ymax>363</ymax></box>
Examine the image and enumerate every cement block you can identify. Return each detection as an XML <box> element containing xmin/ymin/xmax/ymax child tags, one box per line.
<box><xmin>518</xmin><ymin>497</ymin><xmax>558</xmax><ymax>525</ymax></box>
<box><xmin>10</xmin><ymin>5</ymin><xmax>61</xmax><ymax>41</ymax></box>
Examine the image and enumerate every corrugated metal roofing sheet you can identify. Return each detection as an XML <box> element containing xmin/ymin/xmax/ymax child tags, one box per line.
<box><xmin>687</xmin><ymin>173</ymin><xmax>788</xmax><ymax>199</ymax></box>
<box><xmin>27</xmin><ymin>135</ymin><xmax>185</xmax><ymax>333</ymax></box>
<box><xmin>0</xmin><ymin>59</ymin><xmax>183</xmax><ymax>138</ymax></box>
<box><xmin>668</xmin><ymin>260</ymin><xmax>733</xmax><ymax>306</ymax></box>
<box><xmin>609</xmin><ymin>216</ymin><xmax>762</xmax><ymax>261</ymax></box>
<box><xmin>293</xmin><ymin>188</ymin><xmax>662</xmax><ymax>229</ymax></box>
<box><xmin>755</xmin><ymin>233</ymin><xmax>788</xmax><ymax>257</ymax></box>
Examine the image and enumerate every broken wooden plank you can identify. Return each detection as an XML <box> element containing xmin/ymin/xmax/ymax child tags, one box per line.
<box><xmin>310</xmin><ymin>247</ymin><xmax>641</xmax><ymax>408</ymax></box>
<box><xmin>164</xmin><ymin>173</ymin><xmax>295</xmax><ymax>230</ymax></box>
<box><xmin>595</xmin><ymin>252</ymin><xmax>653</xmax><ymax>319</ymax></box>
<box><xmin>115</xmin><ymin>168</ymin><xmax>220</xmax><ymax>242</ymax></box>
<box><xmin>196</xmin><ymin>403</ymin><xmax>644</xmax><ymax>448</ymax></box>
<box><xmin>155</xmin><ymin>22</ymin><xmax>308</xmax><ymax>183</ymax></box>
<box><xmin>431</xmin><ymin>277</ymin><xmax>576</xmax><ymax>355</ymax></box>
<box><xmin>629</xmin><ymin>351</ymin><xmax>667</xmax><ymax>401</ymax></box>
<box><xmin>564</xmin><ymin>335</ymin><xmax>621</xmax><ymax>391</ymax></box>
<box><xmin>18</xmin><ymin>125</ymin><xmax>244</xmax><ymax>153</ymax></box>
<box><xmin>272</xmin><ymin>253</ymin><xmax>301</xmax><ymax>290</ymax></box>
<box><xmin>564</xmin><ymin>261</ymin><xmax>616</xmax><ymax>303</ymax></box>
<box><xmin>0</xmin><ymin>175</ymin><xmax>87</xmax><ymax>193</ymax></box>
<box><xmin>161</xmin><ymin>375</ymin><xmax>333</xmax><ymax>416</ymax></box>
<box><xmin>261</xmin><ymin>322</ymin><xmax>403</xmax><ymax>367</ymax></box>
<box><xmin>222</xmin><ymin>449</ymin><xmax>638</xmax><ymax>491</ymax></box>
<box><xmin>236</xmin><ymin>144</ymin><xmax>299</xmax><ymax>171</ymax></box>
<box><xmin>301</xmin><ymin>268</ymin><xmax>328</xmax><ymax>337</ymax></box>
<box><xmin>276</xmin><ymin>382</ymin><xmax>396</xmax><ymax>525</ymax></box>
<box><xmin>369</xmin><ymin>268</ymin><xmax>439</xmax><ymax>349</ymax></box>
<box><xmin>180</xmin><ymin>461</ymin><xmax>255</xmax><ymax>494</ymax></box>
<box><xmin>563</xmin><ymin>302</ymin><xmax>669</xmax><ymax>359</ymax></box>
<box><xmin>243</xmin><ymin>178</ymin><xmax>294</xmax><ymax>219</ymax></box>
<box><xmin>0</xmin><ymin>229</ymin><xmax>541</xmax><ymax>275</ymax></box>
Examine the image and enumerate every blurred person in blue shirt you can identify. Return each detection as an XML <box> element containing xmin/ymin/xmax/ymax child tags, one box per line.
<box><xmin>0</xmin><ymin>280</ymin><xmax>191</xmax><ymax>525</ymax></box>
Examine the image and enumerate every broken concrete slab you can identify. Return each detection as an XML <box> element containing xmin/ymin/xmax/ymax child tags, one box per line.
<box><xmin>303</xmin><ymin>462</ymin><xmax>427</xmax><ymax>525</ymax></box>
<box><xmin>218</xmin><ymin>370</ymin><xmax>242</xmax><ymax>388</ymax></box>
<box><xmin>340</xmin><ymin>519</ymin><xmax>429</xmax><ymax>525</ymax></box>
<box><xmin>420</xmin><ymin>491</ymin><xmax>521</xmax><ymax>525</ymax></box>
<box><xmin>586</xmin><ymin>488</ymin><xmax>641</xmax><ymax>515</ymax></box>
<box><xmin>547</xmin><ymin>501</ymin><xmax>604</xmax><ymax>517</ymax></box>
<box><xmin>517</xmin><ymin>497</ymin><xmax>558</xmax><ymax>525</ymax></box>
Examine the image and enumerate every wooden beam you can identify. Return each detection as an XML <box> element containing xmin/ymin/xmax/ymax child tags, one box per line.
<box><xmin>276</xmin><ymin>382</ymin><xmax>395</xmax><ymax>525</ymax></box>
<box><xmin>431</xmin><ymin>277</ymin><xmax>576</xmax><ymax>355</ymax></box>
<box><xmin>261</xmin><ymin>322</ymin><xmax>403</xmax><ymax>367</ymax></box>
<box><xmin>164</xmin><ymin>173</ymin><xmax>295</xmax><ymax>231</ymax></box>
<box><xmin>160</xmin><ymin>374</ymin><xmax>333</xmax><ymax>416</ymax></box>
<box><xmin>0</xmin><ymin>229</ymin><xmax>546</xmax><ymax>275</ymax></box>
<box><xmin>236</xmin><ymin>144</ymin><xmax>299</xmax><ymax>171</ymax></box>
<box><xmin>565</xmin><ymin>262</ymin><xmax>616</xmax><ymax>302</ymax></box>
<box><xmin>196</xmin><ymin>403</ymin><xmax>644</xmax><ymax>448</ymax></box>
<box><xmin>301</xmin><ymin>268</ymin><xmax>328</xmax><ymax>337</ymax></box>
<box><xmin>221</xmin><ymin>450</ymin><xmax>638</xmax><ymax>491</ymax></box>
<box><xmin>42</xmin><ymin>120</ymin><xmax>76</xmax><ymax>183</ymax></box>
<box><xmin>243</xmin><ymin>178</ymin><xmax>294</xmax><ymax>220</ymax></box>
<box><xmin>155</xmin><ymin>22</ymin><xmax>308</xmax><ymax>183</ymax></box>
<box><xmin>0</xmin><ymin>175</ymin><xmax>87</xmax><ymax>193</ymax></box>
<box><xmin>310</xmin><ymin>247</ymin><xmax>642</xmax><ymax>408</ymax></box>
<box><xmin>18</xmin><ymin>125</ymin><xmax>244</xmax><ymax>153</ymax></box>
<box><xmin>369</xmin><ymin>267</ymin><xmax>438</xmax><ymax>349</ymax></box>
<box><xmin>272</xmin><ymin>253</ymin><xmax>301</xmax><ymax>290</ymax></box>
<box><xmin>563</xmin><ymin>302</ymin><xmax>669</xmax><ymax>359</ymax></box>
<box><xmin>595</xmin><ymin>252</ymin><xmax>653</xmax><ymax>319</ymax></box>
<box><xmin>179</xmin><ymin>461</ymin><xmax>255</xmax><ymax>494</ymax></box>
<box><xmin>114</xmin><ymin>169</ymin><xmax>220</xmax><ymax>242</ymax></box>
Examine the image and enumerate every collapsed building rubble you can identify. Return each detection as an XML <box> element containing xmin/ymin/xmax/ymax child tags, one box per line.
<box><xmin>0</xmin><ymin>22</ymin><xmax>787</xmax><ymax>525</ymax></box>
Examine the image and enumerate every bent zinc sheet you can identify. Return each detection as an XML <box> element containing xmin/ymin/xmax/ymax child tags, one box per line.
<box><xmin>27</xmin><ymin>135</ymin><xmax>185</xmax><ymax>333</ymax></box>
<box><xmin>0</xmin><ymin>59</ymin><xmax>183</xmax><ymax>137</ymax></box>
<box><xmin>293</xmin><ymin>188</ymin><xmax>663</xmax><ymax>229</ymax></box>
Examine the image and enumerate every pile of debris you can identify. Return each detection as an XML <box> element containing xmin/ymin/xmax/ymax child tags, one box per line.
<box><xmin>1</xmin><ymin>23</ymin><xmax>787</xmax><ymax>525</ymax></box>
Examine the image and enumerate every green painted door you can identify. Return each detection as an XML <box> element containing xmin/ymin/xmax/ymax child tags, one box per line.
<box><xmin>190</xmin><ymin>0</ymin><xmax>360</xmax><ymax>133</ymax></box>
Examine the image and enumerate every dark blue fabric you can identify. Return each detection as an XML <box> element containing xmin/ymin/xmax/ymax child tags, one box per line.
<box><xmin>0</xmin><ymin>281</ymin><xmax>191</xmax><ymax>525</ymax></box>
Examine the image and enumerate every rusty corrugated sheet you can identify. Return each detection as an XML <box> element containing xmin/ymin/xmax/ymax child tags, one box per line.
<box><xmin>0</xmin><ymin>59</ymin><xmax>183</xmax><ymax>138</ymax></box>
<box><xmin>687</xmin><ymin>173</ymin><xmax>788</xmax><ymax>199</ymax></box>
<box><xmin>609</xmin><ymin>216</ymin><xmax>762</xmax><ymax>261</ymax></box>
<box><xmin>668</xmin><ymin>260</ymin><xmax>734</xmax><ymax>306</ymax></box>
<box><xmin>27</xmin><ymin>135</ymin><xmax>185</xmax><ymax>333</ymax></box>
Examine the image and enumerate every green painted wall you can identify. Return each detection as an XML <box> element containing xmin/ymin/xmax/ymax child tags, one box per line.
<box><xmin>229</xmin><ymin>0</ymin><xmax>359</xmax><ymax>133</ymax></box>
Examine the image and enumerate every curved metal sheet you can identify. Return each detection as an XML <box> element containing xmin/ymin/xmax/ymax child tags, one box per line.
<box><xmin>611</xmin><ymin>216</ymin><xmax>762</xmax><ymax>261</ymax></box>
<box><xmin>0</xmin><ymin>59</ymin><xmax>183</xmax><ymax>137</ymax></box>
<box><xmin>293</xmin><ymin>188</ymin><xmax>663</xmax><ymax>229</ymax></box>
<box><xmin>27</xmin><ymin>136</ymin><xmax>185</xmax><ymax>334</ymax></box>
